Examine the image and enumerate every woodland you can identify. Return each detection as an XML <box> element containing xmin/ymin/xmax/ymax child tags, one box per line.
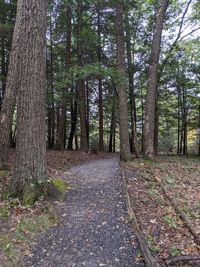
<box><xmin>0</xmin><ymin>0</ymin><xmax>200</xmax><ymax>266</ymax></box>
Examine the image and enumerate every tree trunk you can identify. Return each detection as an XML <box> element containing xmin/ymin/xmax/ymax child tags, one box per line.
<box><xmin>109</xmin><ymin>93</ymin><xmax>116</xmax><ymax>153</ymax></box>
<box><xmin>86</xmin><ymin>80</ymin><xmax>90</xmax><ymax>144</ymax></box>
<box><xmin>125</xmin><ymin>14</ymin><xmax>139</xmax><ymax>157</ymax></box>
<box><xmin>182</xmin><ymin>86</ymin><xmax>187</xmax><ymax>155</ymax></box>
<box><xmin>97</xmin><ymin>7</ymin><xmax>104</xmax><ymax>151</ymax></box>
<box><xmin>144</xmin><ymin>0</ymin><xmax>169</xmax><ymax>158</ymax></box>
<box><xmin>12</xmin><ymin>0</ymin><xmax>48</xmax><ymax>205</ymax></box>
<box><xmin>154</xmin><ymin>88</ymin><xmax>159</xmax><ymax>155</ymax></box>
<box><xmin>47</xmin><ymin>7</ymin><xmax>55</xmax><ymax>149</ymax></box>
<box><xmin>77</xmin><ymin>0</ymin><xmax>88</xmax><ymax>152</ymax></box>
<box><xmin>198</xmin><ymin>105</ymin><xmax>200</xmax><ymax>155</ymax></box>
<box><xmin>115</xmin><ymin>3</ymin><xmax>130</xmax><ymax>162</ymax></box>
<box><xmin>177</xmin><ymin>81</ymin><xmax>181</xmax><ymax>155</ymax></box>
<box><xmin>67</xmin><ymin>86</ymin><xmax>78</xmax><ymax>150</ymax></box>
<box><xmin>55</xmin><ymin>4</ymin><xmax>71</xmax><ymax>149</ymax></box>
<box><xmin>0</xmin><ymin>1</ymin><xmax>22</xmax><ymax>168</ymax></box>
<box><xmin>0</xmin><ymin>32</ymin><xmax>7</xmax><ymax>109</ymax></box>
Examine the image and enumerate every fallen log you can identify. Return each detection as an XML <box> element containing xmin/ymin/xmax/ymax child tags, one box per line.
<box><xmin>166</xmin><ymin>254</ymin><xmax>200</xmax><ymax>266</ymax></box>
<box><xmin>154</xmin><ymin>176</ymin><xmax>200</xmax><ymax>246</ymax></box>
<box><xmin>120</xmin><ymin>164</ymin><xmax>162</xmax><ymax>267</ymax></box>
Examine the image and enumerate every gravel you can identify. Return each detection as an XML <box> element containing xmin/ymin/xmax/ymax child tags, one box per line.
<box><xmin>21</xmin><ymin>158</ymin><xmax>144</xmax><ymax>267</ymax></box>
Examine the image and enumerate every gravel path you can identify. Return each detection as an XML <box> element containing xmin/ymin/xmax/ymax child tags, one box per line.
<box><xmin>22</xmin><ymin>158</ymin><xmax>144</xmax><ymax>267</ymax></box>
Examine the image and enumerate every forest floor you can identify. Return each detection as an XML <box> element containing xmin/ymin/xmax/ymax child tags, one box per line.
<box><xmin>0</xmin><ymin>150</ymin><xmax>143</xmax><ymax>267</ymax></box>
<box><xmin>1</xmin><ymin>152</ymin><xmax>200</xmax><ymax>266</ymax></box>
<box><xmin>124</xmin><ymin>155</ymin><xmax>200</xmax><ymax>267</ymax></box>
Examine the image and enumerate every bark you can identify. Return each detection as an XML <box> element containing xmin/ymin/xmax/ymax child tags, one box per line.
<box><xmin>67</xmin><ymin>90</ymin><xmax>78</xmax><ymax>150</ymax></box>
<box><xmin>86</xmin><ymin>80</ymin><xmax>90</xmax><ymax>144</ymax></box>
<box><xmin>141</xmin><ymin>83</ymin><xmax>144</xmax><ymax>153</ymax></box>
<box><xmin>98</xmin><ymin>79</ymin><xmax>104</xmax><ymax>151</ymax></box>
<box><xmin>12</xmin><ymin>0</ymin><xmax>48</xmax><ymax>205</ymax></box>
<box><xmin>115</xmin><ymin>3</ymin><xmax>130</xmax><ymax>162</ymax></box>
<box><xmin>109</xmin><ymin>93</ymin><xmax>116</xmax><ymax>153</ymax></box>
<box><xmin>177</xmin><ymin>77</ymin><xmax>181</xmax><ymax>155</ymax></box>
<box><xmin>55</xmin><ymin>4</ymin><xmax>71</xmax><ymax>149</ymax></box>
<box><xmin>154</xmin><ymin>89</ymin><xmax>159</xmax><ymax>155</ymax></box>
<box><xmin>97</xmin><ymin>7</ymin><xmax>104</xmax><ymax>151</ymax></box>
<box><xmin>144</xmin><ymin>0</ymin><xmax>169</xmax><ymax>158</ymax></box>
<box><xmin>182</xmin><ymin>86</ymin><xmax>187</xmax><ymax>155</ymax></box>
<box><xmin>125</xmin><ymin>14</ymin><xmax>139</xmax><ymax>157</ymax></box>
<box><xmin>199</xmin><ymin>105</ymin><xmax>200</xmax><ymax>155</ymax></box>
<box><xmin>166</xmin><ymin>255</ymin><xmax>200</xmax><ymax>266</ymax></box>
<box><xmin>0</xmin><ymin>1</ymin><xmax>21</xmax><ymax>169</ymax></box>
<box><xmin>47</xmin><ymin>7</ymin><xmax>55</xmax><ymax>149</ymax></box>
<box><xmin>77</xmin><ymin>0</ymin><xmax>88</xmax><ymax>152</ymax></box>
<box><xmin>0</xmin><ymin>31</ymin><xmax>7</xmax><ymax>109</ymax></box>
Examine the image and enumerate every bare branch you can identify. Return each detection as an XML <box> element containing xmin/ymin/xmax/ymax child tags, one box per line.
<box><xmin>179</xmin><ymin>26</ymin><xmax>200</xmax><ymax>40</ymax></box>
<box><xmin>161</xmin><ymin>0</ymin><xmax>194</xmax><ymax>67</ymax></box>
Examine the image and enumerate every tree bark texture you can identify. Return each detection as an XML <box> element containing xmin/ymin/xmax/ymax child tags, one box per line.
<box><xmin>144</xmin><ymin>0</ymin><xmax>169</xmax><ymax>158</ymax></box>
<box><xmin>109</xmin><ymin>93</ymin><xmax>116</xmax><ymax>153</ymax></box>
<box><xmin>0</xmin><ymin>1</ymin><xmax>21</xmax><ymax>169</ymax></box>
<box><xmin>77</xmin><ymin>0</ymin><xmax>88</xmax><ymax>152</ymax></box>
<box><xmin>67</xmin><ymin>89</ymin><xmax>78</xmax><ymax>150</ymax></box>
<box><xmin>125</xmin><ymin>14</ymin><xmax>139</xmax><ymax>157</ymax></box>
<box><xmin>97</xmin><ymin>7</ymin><xmax>104</xmax><ymax>151</ymax></box>
<box><xmin>12</xmin><ymin>0</ymin><xmax>48</xmax><ymax>204</ymax></box>
<box><xmin>55</xmin><ymin>3</ymin><xmax>71</xmax><ymax>149</ymax></box>
<box><xmin>115</xmin><ymin>3</ymin><xmax>130</xmax><ymax>161</ymax></box>
<box><xmin>47</xmin><ymin>6</ymin><xmax>55</xmax><ymax>149</ymax></box>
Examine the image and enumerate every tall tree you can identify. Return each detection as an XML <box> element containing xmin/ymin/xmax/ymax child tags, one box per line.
<box><xmin>77</xmin><ymin>0</ymin><xmax>88</xmax><ymax>152</ymax></box>
<box><xmin>55</xmin><ymin>2</ymin><xmax>72</xmax><ymax>149</ymax></box>
<box><xmin>0</xmin><ymin>1</ymin><xmax>19</xmax><ymax>169</ymax></box>
<box><xmin>144</xmin><ymin>0</ymin><xmax>169</xmax><ymax>158</ymax></box>
<box><xmin>97</xmin><ymin>5</ymin><xmax>104</xmax><ymax>151</ymax></box>
<box><xmin>11</xmin><ymin>0</ymin><xmax>48</xmax><ymax>204</ymax></box>
<box><xmin>125</xmin><ymin>12</ymin><xmax>139</xmax><ymax>157</ymax></box>
<box><xmin>115</xmin><ymin>2</ymin><xmax>130</xmax><ymax>161</ymax></box>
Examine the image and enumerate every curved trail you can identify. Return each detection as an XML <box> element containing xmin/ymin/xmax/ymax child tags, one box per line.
<box><xmin>22</xmin><ymin>158</ymin><xmax>143</xmax><ymax>267</ymax></box>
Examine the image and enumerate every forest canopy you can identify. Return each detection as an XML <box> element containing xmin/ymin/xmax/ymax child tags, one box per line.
<box><xmin>0</xmin><ymin>0</ymin><xmax>200</xmax><ymax>201</ymax></box>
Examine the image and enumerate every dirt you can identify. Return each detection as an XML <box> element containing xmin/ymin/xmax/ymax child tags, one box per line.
<box><xmin>124</xmin><ymin>156</ymin><xmax>200</xmax><ymax>267</ymax></box>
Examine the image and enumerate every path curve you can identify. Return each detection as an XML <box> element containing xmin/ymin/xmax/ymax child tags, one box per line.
<box><xmin>22</xmin><ymin>158</ymin><xmax>143</xmax><ymax>267</ymax></box>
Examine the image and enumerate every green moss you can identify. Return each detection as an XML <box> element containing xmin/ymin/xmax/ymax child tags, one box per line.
<box><xmin>0</xmin><ymin>204</ymin><xmax>10</xmax><ymax>219</ymax></box>
<box><xmin>51</xmin><ymin>178</ymin><xmax>69</xmax><ymax>193</ymax></box>
<box><xmin>47</xmin><ymin>178</ymin><xmax>70</xmax><ymax>201</ymax></box>
<box><xmin>0</xmin><ymin>170</ymin><xmax>10</xmax><ymax>177</ymax></box>
<box><xmin>22</xmin><ymin>183</ymin><xmax>38</xmax><ymax>206</ymax></box>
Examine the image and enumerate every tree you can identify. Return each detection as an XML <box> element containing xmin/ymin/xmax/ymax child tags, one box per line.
<box><xmin>77</xmin><ymin>0</ymin><xmax>88</xmax><ymax>152</ymax></box>
<box><xmin>115</xmin><ymin>2</ymin><xmax>130</xmax><ymax>161</ymax></box>
<box><xmin>11</xmin><ymin>0</ymin><xmax>48</xmax><ymax>205</ymax></box>
<box><xmin>0</xmin><ymin>0</ymin><xmax>19</xmax><ymax>169</ymax></box>
<box><xmin>55</xmin><ymin>2</ymin><xmax>72</xmax><ymax>149</ymax></box>
<box><xmin>144</xmin><ymin>0</ymin><xmax>169</xmax><ymax>158</ymax></box>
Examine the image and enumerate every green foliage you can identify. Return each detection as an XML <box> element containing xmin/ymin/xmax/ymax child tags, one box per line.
<box><xmin>0</xmin><ymin>204</ymin><xmax>10</xmax><ymax>219</ymax></box>
<box><xmin>170</xmin><ymin>245</ymin><xmax>181</xmax><ymax>256</ymax></box>
<box><xmin>146</xmin><ymin>235</ymin><xmax>161</xmax><ymax>253</ymax></box>
<box><xmin>163</xmin><ymin>215</ymin><xmax>177</xmax><ymax>229</ymax></box>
